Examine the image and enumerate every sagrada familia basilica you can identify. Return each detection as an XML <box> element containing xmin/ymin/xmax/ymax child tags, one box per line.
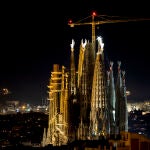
<box><xmin>42</xmin><ymin>36</ymin><xmax>128</xmax><ymax>146</ymax></box>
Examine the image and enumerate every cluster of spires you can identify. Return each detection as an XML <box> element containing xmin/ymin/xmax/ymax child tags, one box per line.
<box><xmin>42</xmin><ymin>36</ymin><xmax>128</xmax><ymax>146</ymax></box>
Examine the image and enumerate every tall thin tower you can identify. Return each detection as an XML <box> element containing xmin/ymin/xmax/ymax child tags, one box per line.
<box><xmin>107</xmin><ymin>62</ymin><xmax>116</xmax><ymax>135</ymax></box>
<box><xmin>42</xmin><ymin>64</ymin><xmax>69</xmax><ymax>146</ymax></box>
<box><xmin>90</xmin><ymin>37</ymin><xmax>110</xmax><ymax>139</ymax></box>
<box><xmin>77</xmin><ymin>37</ymin><xmax>96</xmax><ymax>140</ymax></box>
<box><xmin>70</xmin><ymin>39</ymin><xmax>76</xmax><ymax>95</ymax></box>
<box><xmin>115</xmin><ymin>62</ymin><xmax>128</xmax><ymax>134</ymax></box>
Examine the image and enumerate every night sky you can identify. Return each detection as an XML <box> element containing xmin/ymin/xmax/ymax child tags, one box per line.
<box><xmin>0</xmin><ymin>1</ymin><xmax>150</xmax><ymax>105</ymax></box>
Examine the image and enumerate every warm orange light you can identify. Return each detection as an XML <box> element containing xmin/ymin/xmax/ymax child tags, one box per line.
<box><xmin>22</xmin><ymin>105</ymin><xmax>26</xmax><ymax>109</ymax></box>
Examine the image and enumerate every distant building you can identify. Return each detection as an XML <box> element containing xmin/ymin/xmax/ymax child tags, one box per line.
<box><xmin>127</xmin><ymin>101</ymin><xmax>150</xmax><ymax>113</ymax></box>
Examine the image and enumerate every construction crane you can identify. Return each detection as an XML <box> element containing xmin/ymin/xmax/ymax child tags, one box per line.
<box><xmin>68</xmin><ymin>11</ymin><xmax>150</xmax><ymax>47</ymax></box>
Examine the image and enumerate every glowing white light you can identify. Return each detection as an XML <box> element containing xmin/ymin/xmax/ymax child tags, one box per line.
<box><xmin>70</xmin><ymin>39</ymin><xmax>75</xmax><ymax>51</ymax></box>
<box><xmin>126</xmin><ymin>90</ymin><xmax>131</xmax><ymax>96</ymax></box>
<box><xmin>97</xmin><ymin>36</ymin><xmax>104</xmax><ymax>49</ymax></box>
<box><xmin>81</xmin><ymin>39</ymin><xmax>87</xmax><ymax>49</ymax></box>
<box><xmin>97</xmin><ymin>36</ymin><xmax>104</xmax><ymax>54</ymax></box>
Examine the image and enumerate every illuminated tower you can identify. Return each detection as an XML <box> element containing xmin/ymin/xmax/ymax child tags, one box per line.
<box><xmin>77</xmin><ymin>39</ymin><xmax>88</xmax><ymax>140</ymax></box>
<box><xmin>115</xmin><ymin>62</ymin><xmax>128</xmax><ymax>134</ymax></box>
<box><xmin>120</xmin><ymin>71</ymin><xmax>128</xmax><ymax>132</ymax></box>
<box><xmin>68</xmin><ymin>39</ymin><xmax>79</xmax><ymax>142</ymax></box>
<box><xmin>70</xmin><ymin>39</ymin><xmax>76</xmax><ymax>95</ymax></box>
<box><xmin>60</xmin><ymin>65</ymin><xmax>69</xmax><ymax>144</ymax></box>
<box><xmin>77</xmin><ymin>39</ymin><xmax>87</xmax><ymax>88</ymax></box>
<box><xmin>77</xmin><ymin>39</ymin><xmax>95</xmax><ymax>140</ymax></box>
<box><xmin>43</xmin><ymin>64</ymin><xmax>69</xmax><ymax>146</ymax></box>
<box><xmin>107</xmin><ymin>61</ymin><xmax>116</xmax><ymax>135</ymax></box>
<box><xmin>90</xmin><ymin>37</ymin><xmax>110</xmax><ymax>139</ymax></box>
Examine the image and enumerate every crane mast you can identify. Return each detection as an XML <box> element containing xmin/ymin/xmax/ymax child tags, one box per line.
<box><xmin>91</xmin><ymin>12</ymin><xmax>96</xmax><ymax>45</ymax></box>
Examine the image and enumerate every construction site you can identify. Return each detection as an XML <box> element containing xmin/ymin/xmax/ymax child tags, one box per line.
<box><xmin>41</xmin><ymin>12</ymin><xmax>150</xmax><ymax>149</ymax></box>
